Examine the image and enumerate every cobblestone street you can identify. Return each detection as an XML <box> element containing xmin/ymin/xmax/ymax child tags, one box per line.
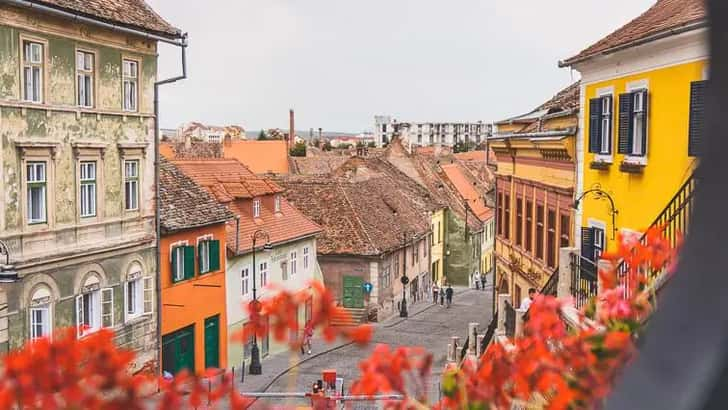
<box><xmin>238</xmin><ymin>284</ymin><xmax>493</xmax><ymax>408</ymax></box>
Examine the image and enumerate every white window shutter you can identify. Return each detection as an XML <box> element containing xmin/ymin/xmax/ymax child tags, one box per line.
<box><xmin>101</xmin><ymin>288</ymin><xmax>113</xmax><ymax>328</ymax></box>
<box><xmin>143</xmin><ymin>276</ymin><xmax>154</xmax><ymax>315</ymax></box>
<box><xmin>123</xmin><ymin>282</ymin><xmax>129</xmax><ymax>322</ymax></box>
<box><xmin>75</xmin><ymin>295</ymin><xmax>84</xmax><ymax>338</ymax></box>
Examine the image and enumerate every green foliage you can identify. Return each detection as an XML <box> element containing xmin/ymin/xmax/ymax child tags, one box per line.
<box><xmin>323</xmin><ymin>141</ymin><xmax>333</xmax><ymax>151</ymax></box>
<box><xmin>289</xmin><ymin>141</ymin><xmax>307</xmax><ymax>157</ymax></box>
<box><xmin>257</xmin><ymin>130</ymin><xmax>267</xmax><ymax>140</ymax></box>
<box><xmin>453</xmin><ymin>141</ymin><xmax>468</xmax><ymax>153</ymax></box>
<box><xmin>367</xmin><ymin>141</ymin><xmax>376</xmax><ymax>148</ymax></box>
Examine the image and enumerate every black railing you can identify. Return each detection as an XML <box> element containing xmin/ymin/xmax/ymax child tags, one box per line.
<box><xmin>616</xmin><ymin>174</ymin><xmax>697</xmax><ymax>296</ymax></box>
<box><xmin>480</xmin><ymin>312</ymin><xmax>498</xmax><ymax>354</ymax></box>
<box><xmin>504</xmin><ymin>301</ymin><xmax>516</xmax><ymax>338</ymax></box>
<box><xmin>570</xmin><ymin>253</ymin><xmax>598</xmax><ymax>309</ymax></box>
<box><xmin>541</xmin><ymin>269</ymin><xmax>559</xmax><ymax>297</ymax></box>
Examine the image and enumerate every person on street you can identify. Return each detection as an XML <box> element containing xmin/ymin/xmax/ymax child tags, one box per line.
<box><xmin>480</xmin><ymin>273</ymin><xmax>487</xmax><ymax>291</ymax></box>
<box><xmin>472</xmin><ymin>271</ymin><xmax>480</xmax><ymax>290</ymax></box>
<box><xmin>520</xmin><ymin>288</ymin><xmax>537</xmax><ymax>311</ymax></box>
<box><xmin>301</xmin><ymin>320</ymin><xmax>313</xmax><ymax>355</ymax></box>
<box><xmin>445</xmin><ymin>285</ymin><xmax>454</xmax><ymax>308</ymax></box>
<box><xmin>432</xmin><ymin>283</ymin><xmax>439</xmax><ymax>304</ymax></box>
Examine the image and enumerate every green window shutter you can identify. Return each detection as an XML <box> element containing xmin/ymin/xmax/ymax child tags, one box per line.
<box><xmin>588</xmin><ymin>98</ymin><xmax>602</xmax><ymax>153</ymax></box>
<box><xmin>184</xmin><ymin>246</ymin><xmax>195</xmax><ymax>279</ymax></box>
<box><xmin>171</xmin><ymin>248</ymin><xmax>179</xmax><ymax>283</ymax></box>
<box><xmin>617</xmin><ymin>93</ymin><xmax>633</xmax><ymax>154</ymax></box>
<box><xmin>198</xmin><ymin>241</ymin><xmax>205</xmax><ymax>273</ymax></box>
<box><xmin>689</xmin><ymin>80</ymin><xmax>707</xmax><ymax>157</ymax></box>
<box><xmin>209</xmin><ymin>240</ymin><xmax>221</xmax><ymax>272</ymax></box>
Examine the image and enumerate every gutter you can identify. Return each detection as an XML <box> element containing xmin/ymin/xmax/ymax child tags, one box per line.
<box><xmin>490</xmin><ymin>128</ymin><xmax>576</xmax><ymax>140</ymax></box>
<box><xmin>558</xmin><ymin>20</ymin><xmax>707</xmax><ymax>67</ymax></box>
<box><xmin>154</xmin><ymin>34</ymin><xmax>188</xmax><ymax>375</ymax></box>
<box><xmin>2</xmin><ymin>0</ymin><xmax>186</xmax><ymax>46</ymax></box>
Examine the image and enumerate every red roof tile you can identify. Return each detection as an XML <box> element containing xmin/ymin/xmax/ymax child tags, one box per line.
<box><xmin>29</xmin><ymin>0</ymin><xmax>181</xmax><ymax>37</ymax></box>
<box><xmin>562</xmin><ymin>0</ymin><xmax>706</xmax><ymax>66</ymax></box>
<box><xmin>172</xmin><ymin>159</ymin><xmax>282</xmax><ymax>203</ymax></box>
<box><xmin>441</xmin><ymin>163</ymin><xmax>491</xmax><ymax>222</ymax></box>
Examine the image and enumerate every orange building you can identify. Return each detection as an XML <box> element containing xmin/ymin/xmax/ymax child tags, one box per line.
<box><xmin>160</xmin><ymin>139</ymin><xmax>290</xmax><ymax>174</ymax></box>
<box><xmin>159</xmin><ymin>159</ymin><xmax>235</xmax><ymax>375</ymax></box>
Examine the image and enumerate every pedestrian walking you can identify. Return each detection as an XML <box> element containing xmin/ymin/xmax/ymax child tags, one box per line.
<box><xmin>440</xmin><ymin>285</ymin><xmax>445</xmax><ymax>306</ymax></box>
<box><xmin>480</xmin><ymin>273</ymin><xmax>487</xmax><ymax>291</ymax></box>
<box><xmin>472</xmin><ymin>271</ymin><xmax>480</xmax><ymax>290</ymax></box>
<box><xmin>301</xmin><ymin>320</ymin><xmax>313</xmax><ymax>355</ymax></box>
<box><xmin>445</xmin><ymin>285</ymin><xmax>454</xmax><ymax>308</ymax></box>
<box><xmin>432</xmin><ymin>283</ymin><xmax>440</xmax><ymax>304</ymax></box>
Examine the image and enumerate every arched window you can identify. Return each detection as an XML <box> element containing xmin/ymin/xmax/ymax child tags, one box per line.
<box><xmin>29</xmin><ymin>285</ymin><xmax>52</xmax><ymax>340</ymax></box>
<box><xmin>124</xmin><ymin>261</ymin><xmax>153</xmax><ymax>322</ymax></box>
<box><xmin>76</xmin><ymin>272</ymin><xmax>113</xmax><ymax>338</ymax></box>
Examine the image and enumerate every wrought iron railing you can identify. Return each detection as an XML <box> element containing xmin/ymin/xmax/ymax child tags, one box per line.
<box><xmin>480</xmin><ymin>312</ymin><xmax>497</xmax><ymax>354</ymax></box>
<box><xmin>504</xmin><ymin>301</ymin><xmax>516</xmax><ymax>338</ymax></box>
<box><xmin>616</xmin><ymin>173</ymin><xmax>697</xmax><ymax>296</ymax></box>
<box><xmin>541</xmin><ymin>269</ymin><xmax>559</xmax><ymax>297</ymax></box>
<box><xmin>570</xmin><ymin>253</ymin><xmax>598</xmax><ymax>309</ymax></box>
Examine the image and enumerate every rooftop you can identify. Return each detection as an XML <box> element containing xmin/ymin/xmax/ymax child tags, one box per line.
<box><xmin>159</xmin><ymin>159</ymin><xmax>234</xmax><ymax>233</ymax></box>
<box><xmin>561</xmin><ymin>0</ymin><xmax>706</xmax><ymax>66</ymax></box>
<box><xmin>28</xmin><ymin>0</ymin><xmax>181</xmax><ymax>38</ymax></box>
<box><xmin>441</xmin><ymin>163</ymin><xmax>493</xmax><ymax>223</ymax></box>
<box><xmin>493</xmin><ymin>81</ymin><xmax>580</xmax><ymax>136</ymax></box>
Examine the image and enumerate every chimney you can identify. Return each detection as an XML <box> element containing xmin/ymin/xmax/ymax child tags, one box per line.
<box><xmin>289</xmin><ymin>109</ymin><xmax>295</xmax><ymax>151</ymax></box>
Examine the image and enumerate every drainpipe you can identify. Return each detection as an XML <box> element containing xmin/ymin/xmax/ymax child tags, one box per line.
<box><xmin>155</xmin><ymin>34</ymin><xmax>188</xmax><ymax>375</ymax></box>
<box><xmin>235</xmin><ymin>215</ymin><xmax>240</xmax><ymax>254</ymax></box>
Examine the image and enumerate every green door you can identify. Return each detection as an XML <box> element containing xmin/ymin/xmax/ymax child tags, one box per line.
<box><xmin>162</xmin><ymin>325</ymin><xmax>195</xmax><ymax>375</ymax></box>
<box><xmin>342</xmin><ymin>276</ymin><xmax>364</xmax><ymax>308</ymax></box>
<box><xmin>204</xmin><ymin>315</ymin><xmax>220</xmax><ymax>369</ymax></box>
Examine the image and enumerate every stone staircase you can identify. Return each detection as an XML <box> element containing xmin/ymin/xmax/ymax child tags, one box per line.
<box><xmin>330</xmin><ymin>307</ymin><xmax>367</xmax><ymax>327</ymax></box>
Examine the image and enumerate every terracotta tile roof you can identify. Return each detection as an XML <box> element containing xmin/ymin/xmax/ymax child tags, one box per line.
<box><xmin>441</xmin><ymin>163</ymin><xmax>491</xmax><ymax>222</ymax></box>
<box><xmin>290</xmin><ymin>155</ymin><xmax>349</xmax><ymax>175</ymax></box>
<box><xmin>562</xmin><ymin>0</ymin><xmax>706</xmax><ymax>66</ymax></box>
<box><xmin>170</xmin><ymin>158</ymin><xmax>320</xmax><ymax>253</ymax></box>
<box><xmin>278</xmin><ymin>157</ymin><xmax>443</xmax><ymax>256</ymax></box>
<box><xmin>30</xmin><ymin>0</ymin><xmax>181</xmax><ymax>38</ymax></box>
<box><xmin>495</xmin><ymin>81</ymin><xmax>580</xmax><ymax>131</ymax></box>
<box><xmin>171</xmin><ymin>159</ymin><xmax>283</xmax><ymax>203</ymax></box>
<box><xmin>159</xmin><ymin>159</ymin><xmax>234</xmax><ymax>233</ymax></box>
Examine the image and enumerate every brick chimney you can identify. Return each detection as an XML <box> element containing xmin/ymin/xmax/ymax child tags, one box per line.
<box><xmin>289</xmin><ymin>109</ymin><xmax>295</xmax><ymax>151</ymax></box>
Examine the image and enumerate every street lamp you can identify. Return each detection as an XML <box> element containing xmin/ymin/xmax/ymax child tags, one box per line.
<box><xmin>0</xmin><ymin>240</ymin><xmax>18</xmax><ymax>283</ymax></box>
<box><xmin>400</xmin><ymin>230</ymin><xmax>414</xmax><ymax>318</ymax></box>
<box><xmin>246</xmin><ymin>229</ymin><xmax>272</xmax><ymax>377</ymax></box>
<box><xmin>572</xmin><ymin>188</ymin><xmax>619</xmax><ymax>240</ymax></box>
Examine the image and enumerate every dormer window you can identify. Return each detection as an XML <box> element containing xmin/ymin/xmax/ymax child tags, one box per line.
<box><xmin>253</xmin><ymin>198</ymin><xmax>261</xmax><ymax>218</ymax></box>
<box><xmin>274</xmin><ymin>195</ymin><xmax>281</xmax><ymax>213</ymax></box>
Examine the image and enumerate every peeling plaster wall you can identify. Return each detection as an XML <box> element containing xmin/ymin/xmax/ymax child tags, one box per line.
<box><xmin>444</xmin><ymin>211</ymin><xmax>480</xmax><ymax>286</ymax></box>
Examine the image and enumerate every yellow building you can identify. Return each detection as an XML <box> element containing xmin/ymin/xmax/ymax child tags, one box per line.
<box><xmin>490</xmin><ymin>82</ymin><xmax>579</xmax><ymax>307</ymax></box>
<box><xmin>560</xmin><ymin>0</ymin><xmax>706</xmax><ymax>260</ymax></box>
<box><xmin>430</xmin><ymin>208</ymin><xmax>446</xmax><ymax>286</ymax></box>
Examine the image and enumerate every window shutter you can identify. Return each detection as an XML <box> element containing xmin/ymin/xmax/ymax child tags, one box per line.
<box><xmin>184</xmin><ymin>246</ymin><xmax>195</xmax><ymax>279</ymax></box>
<box><xmin>209</xmin><ymin>240</ymin><xmax>221</xmax><ymax>272</ymax></box>
<box><xmin>617</xmin><ymin>93</ymin><xmax>633</xmax><ymax>154</ymax></box>
<box><xmin>588</xmin><ymin>98</ymin><xmax>602</xmax><ymax>153</ymax></box>
<box><xmin>580</xmin><ymin>227</ymin><xmax>594</xmax><ymax>261</ymax></box>
<box><xmin>143</xmin><ymin>276</ymin><xmax>154</xmax><ymax>315</ymax></box>
<box><xmin>639</xmin><ymin>90</ymin><xmax>649</xmax><ymax>156</ymax></box>
<box><xmin>76</xmin><ymin>295</ymin><xmax>84</xmax><ymax>338</ymax></box>
<box><xmin>688</xmin><ymin>80</ymin><xmax>707</xmax><ymax>157</ymax></box>
<box><xmin>171</xmin><ymin>248</ymin><xmax>178</xmax><ymax>283</ymax></box>
<box><xmin>101</xmin><ymin>288</ymin><xmax>114</xmax><ymax>328</ymax></box>
<box><xmin>198</xmin><ymin>241</ymin><xmax>205</xmax><ymax>273</ymax></box>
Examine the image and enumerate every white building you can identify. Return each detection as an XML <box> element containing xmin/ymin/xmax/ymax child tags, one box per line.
<box><xmin>374</xmin><ymin>116</ymin><xmax>492</xmax><ymax>148</ymax></box>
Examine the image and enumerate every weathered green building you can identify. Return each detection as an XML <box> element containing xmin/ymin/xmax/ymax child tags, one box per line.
<box><xmin>0</xmin><ymin>0</ymin><xmax>183</xmax><ymax>372</ymax></box>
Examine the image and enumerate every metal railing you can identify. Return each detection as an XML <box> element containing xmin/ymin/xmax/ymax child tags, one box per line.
<box><xmin>570</xmin><ymin>253</ymin><xmax>598</xmax><ymax>309</ymax></box>
<box><xmin>480</xmin><ymin>312</ymin><xmax>498</xmax><ymax>354</ymax></box>
<box><xmin>616</xmin><ymin>173</ymin><xmax>697</xmax><ymax>296</ymax></box>
<box><xmin>541</xmin><ymin>269</ymin><xmax>559</xmax><ymax>297</ymax></box>
<box><xmin>504</xmin><ymin>302</ymin><xmax>516</xmax><ymax>338</ymax></box>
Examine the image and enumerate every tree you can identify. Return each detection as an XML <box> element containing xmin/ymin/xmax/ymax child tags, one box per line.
<box><xmin>453</xmin><ymin>141</ymin><xmax>467</xmax><ymax>153</ymax></box>
<box><xmin>323</xmin><ymin>141</ymin><xmax>332</xmax><ymax>151</ymax></box>
<box><xmin>257</xmin><ymin>130</ymin><xmax>267</xmax><ymax>140</ymax></box>
<box><xmin>289</xmin><ymin>141</ymin><xmax>307</xmax><ymax>157</ymax></box>
<box><xmin>367</xmin><ymin>141</ymin><xmax>376</xmax><ymax>148</ymax></box>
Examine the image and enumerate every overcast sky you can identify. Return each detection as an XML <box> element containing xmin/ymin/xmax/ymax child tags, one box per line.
<box><xmin>148</xmin><ymin>0</ymin><xmax>654</xmax><ymax>132</ymax></box>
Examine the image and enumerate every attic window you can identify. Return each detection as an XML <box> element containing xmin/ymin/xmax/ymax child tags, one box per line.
<box><xmin>274</xmin><ymin>195</ymin><xmax>281</xmax><ymax>213</ymax></box>
<box><xmin>253</xmin><ymin>199</ymin><xmax>261</xmax><ymax>218</ymax></box>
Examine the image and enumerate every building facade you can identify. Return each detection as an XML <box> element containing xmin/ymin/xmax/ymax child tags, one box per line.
<box><xmin>0</xmin><ymin>0</ymin><xmax>182</xmax><ymax>369</ymax></box>
<box><xmin>159</xmin><ymin>159</ymin><xmax>233</xmax><ymax>375</ymax></box>
<box><xmin>560</xmin><ymin>0</ymin><xmax>706</xmax><ymax>261</ymax></box>
<box><xmin>374</xmin><ymin>116</ymin><xmax>492</xmax><ymax>149</ymax></box>
<box><xmin>490</xmin><ymin>82</ymin><xmax>579</xmax><ymax>307</ymax></box>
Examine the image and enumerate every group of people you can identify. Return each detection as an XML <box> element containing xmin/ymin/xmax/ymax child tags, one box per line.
<box><xmin>471</xmin><ymin>271</ymin><xmax>488</xmax><ymax>290</ymax></box>
<box><xmin>431</xmin><ymin>283</ymin><xmax>454</xmax><ymax>308</ymax></box>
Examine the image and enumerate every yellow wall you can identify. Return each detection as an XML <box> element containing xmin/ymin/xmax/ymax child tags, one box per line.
<box><xmin>430</xmin><ymin>209</ymin><xmax>446</xmax><ymax>285</ymax></box>
<box><xmin>581</xmin><ymin>60</ymin><xmax>704</xmax><ymax>251</ymax></box>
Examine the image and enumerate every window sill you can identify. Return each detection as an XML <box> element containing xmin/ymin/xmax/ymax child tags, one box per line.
<box><xmin>589</xmin><ymin>160</ymin><xmax>611</xmax><ymax>171</ymax></box>
<box><xmin>124</xmin><ymin>314</ymin><xmax>150</xmax><ymax>326</ymax></box>
<box><xmin>620</xmin><ymin>160</ymin><xmax>645</xmax><ymax>174</ymax></box>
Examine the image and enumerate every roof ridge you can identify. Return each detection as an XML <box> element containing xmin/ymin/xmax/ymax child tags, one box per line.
<box><xmin>335</xmin><ymin>180</ymin><xmax>379</xmax><ymax>255</ymax></box>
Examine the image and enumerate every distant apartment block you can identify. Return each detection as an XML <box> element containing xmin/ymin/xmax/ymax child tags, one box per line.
<box><xmin>374</xmin><ymin>116</ymin><xmax>492</xmax><ymax>148</ymax></box>
<box><xmin>171</xmin><ymin>122</ymin><xmax>246</xmax><ymax>144</ymax></box>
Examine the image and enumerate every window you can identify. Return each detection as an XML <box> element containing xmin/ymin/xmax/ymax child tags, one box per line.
<box><xmin>417</xmin><ymin>134</ymin><xmax>422</xmax><ymax>144</ymax></box>
<box><xmin>422</xmin><ymin>239</ymin><xmax>427</xmax><ymax>258</ymax></box>
<box><xmin>76</xmin><ymin>287</ymin><xmax>113</xmax><ymax>337</ymax></box>
<box><xmin>413</xmin><ymin>243</ymin><xmax>418</xmax><ymax>265</ymax></box>
<box><xmin>125</xmin><ymin>278</ymin><xmax>143</xmax><ymax>320</ymax></box>
<box><xmin>588</xmin><ymin>95</ymin><xmax>612</xmax><ymax>155</ymax></box>
<box><xmin>560</xmin><ymin>214</ymin><xmax>570</xmax><ymax>249</ymax></box>
<box><xmin>547</xmin><ymin>209</ymin><xmax>556</xmax><ymax>268</ymax></box>
<box><xmin>30</xmin><ymin>306</ymin><xmax>50</xmax><ymax>340</ymax></box>
<box><xmin>122</xmin><ymin>59</ymin><xmax>138</xmax><ymax>111</ymax></box>
<box><xmin>281</xmin><ymin>261</ymin><xmax>288</xmax><ymax>281</ymax></box>
<box><xmin>241</xmin><ymin>267</ymin><xmax>250</xmax><ymax>295</ymax></box>
<box><xmin>26</xmin><ymin>162</ymin><xmax>47</xmax><ymax>224</ymax></box>
<box><xmin>79</xmin><ymin>161</ymin><xmax>97</xmax><ymax>217</ymax></box>
<box><xmin>515</xmin><ymin>198</ymin><xmax>523</xmax><ymax>247</ymax></box>
<box><xmin>290</xmin><ymin>251</ymin><xmax>297</xmax><ymax>276</ymax></box>
<box><xmin>208</xmin><ymin>134</ymin><xmax>221</xmax><ymax>143</ymax></box>
<box><xmin>381</xmin><ymin>267</ymin><xmax>391</xmax><ymax>290</ymax></box>
<box><xmin>260</xmin><ymin>261</ymin><xmax>268</xmax><ymax>287</ymax></box>
<box><xmin>618</xmin><ymin>89</ymin><xmax>649</xmax><ymax>157</ymax></box>
<box><xmin>22</xmin><ymin>41</ymin><xmax>43</xmax><ymax>102</ymax></box>
<box><xmin>171</xmin><ymin>245</ymin><xmax>194</xmax><ymax>283</ymax></box>
<box><xmin>600</xmin><ymin>96</ymin><xmax>612</xmax><ymax>154</ymax></box>
<box><xmin>688</xmin><ymin>80</ymin><xmax>707</xmax><ymax>156</ymax></box>
<box><xmin>124</xmin><ymin>160</ymin><xmax>139</xmax><ymax>211</ymax></box>
<box><xmin>198</xmin><ymin>239</ymin><xmax>220</xmax><ymax>274</ymax></box>
<box><xmin>274</xmin><ymin>195</ymin><xmax>281</xmax><ymax>213</ymax></box>
<box><xmin>437</xmin><ymin>221</ymin><xmax>442</xmax><ymax>243</ymax></box>
<box><xmin>497</xmin><ymin>192</ymin><xmax>503</xmax><ymax>236</ymax></box>
<box><xmin>76</xmin><ymin>51</ymin><xmax>94</xmax><ymax>107</ymax></box>
<box><xmin>581</xmin><ymin>226</ymin><xmax>605</xmax><ymax>262</ymax></box>
<box><xmin>504</xmin><ymin>194</ymin><xmax>511</xmax><ymax>240</ymax></box>
<box><xmin>393</xmin><ymin>254</ymin><xmax>399</xmax><ymax>277</ymax></box>
<box><xmin>253</xmin><ymin>199</ymin><xmax>261</xmax><ymax>218</ymax></box>
<box><xmin>303</xmin><ymin>247</ymin><xmax>309</xmax><ymax>270</ymax></box>
<box><xmin>536</xmin><ymin>205</ymin><xmax>544</xmax><ymax>260</ymax></box>
<box><xmin>525</xmin><ymin>200</ymin><xmax>533</xmax><ymax>252</ymax></box>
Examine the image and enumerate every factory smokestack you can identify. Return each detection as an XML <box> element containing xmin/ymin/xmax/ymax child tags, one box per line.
<box><xmin>289</xmin><ymin>109</ymin><xmax>295</xmax><ymax>151</ymax></box>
